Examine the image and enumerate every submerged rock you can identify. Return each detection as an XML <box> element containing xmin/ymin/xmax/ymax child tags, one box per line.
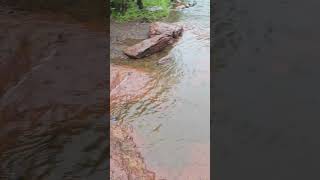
<box><xmin>123</xmin><ymin>34</ymin><xmax>173</xmax><ymax>59</ymax></box>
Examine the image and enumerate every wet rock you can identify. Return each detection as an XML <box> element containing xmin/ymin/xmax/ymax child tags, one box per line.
<box><xmin>123</xmin><ymin>22</ymin><xmax>183</xmax><ymax>59</ymax></box>
<box><xmin>123</xmin><ymin>34</ymin><xmax>173</xmax><ymax>59</ymax></box>
<box><xmin>174</xmin><ymin>0</ymin><xmax>197</xmax><ymax>10</ymax></box>
<box><xmin>149</xmin><ymin>22</ymin><xmax>183</xmax><ymax>38</ymax></box>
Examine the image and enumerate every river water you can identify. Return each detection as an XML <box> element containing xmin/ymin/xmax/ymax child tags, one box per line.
<box><xmin>112</xmin><ymin>0</ymin><xmax>210</xmax><ymax>179</ymax></box>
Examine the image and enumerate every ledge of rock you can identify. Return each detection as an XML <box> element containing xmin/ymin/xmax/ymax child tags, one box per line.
<box><xmin>123</xmin><ymin>22</ymin><xmax>183</xmax><ymax>59</ymax></box>
<box><xmin>123</xmin><ymin>34</ymin><xmax>173</xmax><ymax>59</ymax></box>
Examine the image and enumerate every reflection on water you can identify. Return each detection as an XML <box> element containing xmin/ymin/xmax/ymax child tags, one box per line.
<box><xmin>0</xmin><ymin>10</ymin><xmax>107</xmax><ymax>179</ymax></box>
<box><xmin>112</xmin><ymin>0</ymin><xmax>210</xmax><ymax>179</ymax></box>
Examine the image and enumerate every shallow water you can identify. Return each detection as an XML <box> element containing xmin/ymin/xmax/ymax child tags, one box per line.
<box><xmin>112</xmin><ymin>0</ymin><xmax>210</xmax><ymax>179</ymax></box>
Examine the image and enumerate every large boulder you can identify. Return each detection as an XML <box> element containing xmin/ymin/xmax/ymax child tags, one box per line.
<box><xmin>149</xmin><ymin>22</ymin><xmax>183</xmax><ymax>38</ymax></box>
<box><xmin>123</xmin><ymin>34</ymin><xmax>173</xmax><ymax>59</ymax></box>
<box><xmin>123</xmin><ymin>22</ymin><xmax>183</xmax><ymax>59</ymax></box>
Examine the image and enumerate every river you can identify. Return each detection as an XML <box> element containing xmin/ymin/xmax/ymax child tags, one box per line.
<box><xmin>112</xmin><ymin>0</ymin><xmax>210</xmax><ymax>179</ymax></box>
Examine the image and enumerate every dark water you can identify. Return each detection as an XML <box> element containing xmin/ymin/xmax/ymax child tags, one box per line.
<box><xmin>214</xmin><ymin>0</ymin><xmax>320</xmax><ymax>179</ymax></box>
<box><xmin>0</xmin><ymin>11</ymin><xmax>108</xmax><ymax>179</ymax></box>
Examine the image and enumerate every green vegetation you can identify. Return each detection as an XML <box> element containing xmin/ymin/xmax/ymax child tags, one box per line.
<box><xmin>111</xmin><ymin>0</ymin><xmax>172</xmax><ymax>22</ymax></box>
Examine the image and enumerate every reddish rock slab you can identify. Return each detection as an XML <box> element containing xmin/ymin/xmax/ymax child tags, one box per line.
<box><xmin>123</xmin><ymin>34</ymin><xmax>173</xmax><ymax>59</ymax></box>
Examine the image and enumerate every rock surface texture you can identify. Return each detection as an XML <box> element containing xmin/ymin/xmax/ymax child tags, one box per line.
<box><xmin>110</xmin><ymin>65</ymin><xmax>158</xmax><ymax>180</ymax></box>
<box><xmin>123</xmin><ymin>22</ymin><xmax>183</xmax><ymax>59</ymax></box>
<box><xmin>123</xmin><ymin>34</ymin><xmax>173</xmax><ymax>59</ymax></box>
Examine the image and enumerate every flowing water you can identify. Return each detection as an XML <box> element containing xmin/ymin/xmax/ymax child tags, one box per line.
<box><xmin>112</xmin><ymin>0</ymin><xmax>210</xmax><ymax>179</ymax></box>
